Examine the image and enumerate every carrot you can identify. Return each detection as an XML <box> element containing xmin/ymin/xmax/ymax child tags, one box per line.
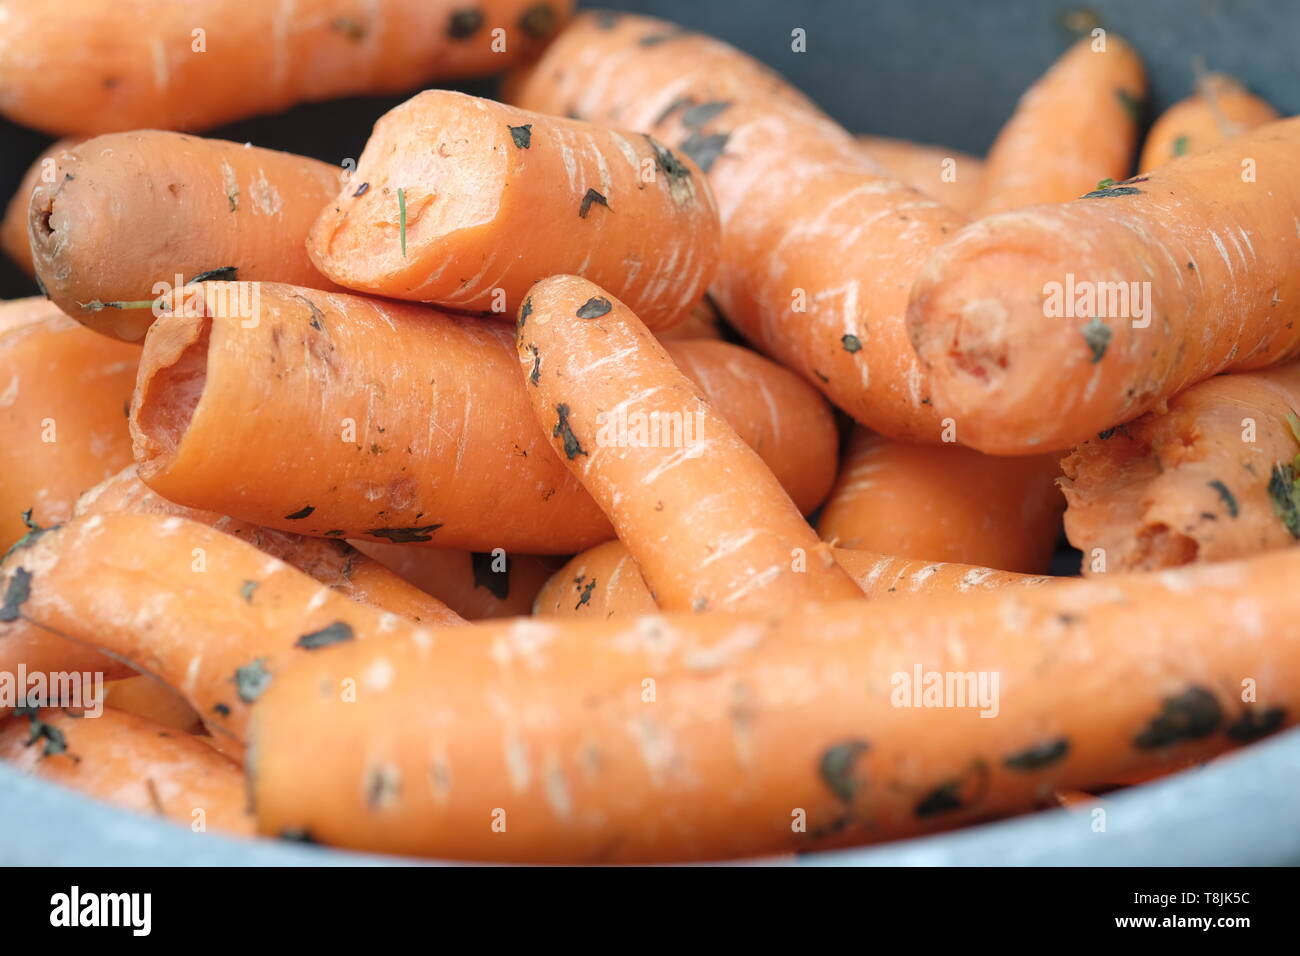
<box><xmin>0</xmin><ymin>707</ymin><xmax>252</xmax><ymax>836</ymax></box>
<box><xmin>130</xmin><ymin>282</ymin><xmax>839</xmax><ymax>552</ymax></box>
<box><xmin>976</xmin><ymin>35</ymin><xmax>1146</xmax><ymax>215</ymax></box>
<box><xmin>661</xmin><ymin>339</ymin><xmax>837</xmax><ymax>513</ymax></box>
<box><xmin>0</xmin><ymin>512</ymin><xmax>445</xmax><ymax>760</ymax></box>
<box><xmin>0</xmin><ymin>298</ymin><xmax>138</xmax><ymax>549</ymax></box>
<box><xmin>655</xmin><ymin>297</ymin><xmax>725</xmax><ymax>342</ymax></box>
<box><xmin>0</xmin><ymin>0</ymin><xmax>572</xmax><ymax>136</ymax></box>
<box><xmin>1</xmin><ymin>138</ymin><xmax>82</xmax><ymax>275</ymax></box>
<box><xmin>534</xmin><ymin>538</ymin><xmax>1050</xmax><ymax>619</ymax></box>
<box><xmin>29</xmin><ymin>130</ymin><xmax>345</xmax><ymax>343</ymax></box>
<box><xmin>348</xmin><ymin>541</ymin><xmax>556</xmax><ymax>620</ymax></box>
<box><xmin>307</xmin><ymin>90</ymin><xmax>720</xmax><ymax>331</ymax></box>
<box><xmin>517</xmin><ymin>274</ymin><xmax>861</xmax><ymax>612</ymax></box>
<box><xmin>249</xmin><ymin>546</ymin><xmax>1298</xmax><ymax>862</ymax></box>
<box><xmin>1139</xmin><ymin>73</ymin><xmax>1278</xmax><ymax>172</ymax></box>
<box><xmin>907</xmin><ymin>116</ymin><xmax>1300</xmax><ymax>455</ymax></box>
<box><xmin>856</xmin><ymin>135</ymin><xmax>984</xmax><ymax>215</ymax></box>
<box><xmin>1060</xmin><ymin>361</ymin><xmax>1300</xmax><ymax>573</ymax></box>
<box><xmin>817</xmin><ymin>428</ymin><xmax>1064</xmax><ymax>573</ymax></box>
<box><xmin>77</xmin><ymin>465</ymin><xmax>462</xmax><ymax>625</ymax></box>
<box><xmin>103</xmin><ymin>676</ymin><xmax>203</xmax><ymax>733</ymax></box>
<box><xmin>509</xmin><ymin>11</ymin><xmax>967</xmax><ymax>441</ymax></box>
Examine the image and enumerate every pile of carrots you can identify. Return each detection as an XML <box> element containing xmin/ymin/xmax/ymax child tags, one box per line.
<box><xmin>1</xmin><ymin>5</ymin><xmax>1298</xmax><ymax>864</ymax></box>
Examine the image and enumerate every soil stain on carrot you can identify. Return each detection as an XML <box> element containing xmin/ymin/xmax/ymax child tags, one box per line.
<box><xmin>1208</xmin><ymin>480</ymin><xmax>1239</xmax><ymax>518</ymax></box>
<box><xmin>296</xmin><ymin>621</ymin><xmax>355</xmax><ymax>650</ymax></box>
<box><xmin>841</xmin><ymin>334</ymin><xmax>862</xmax><ymax>354</ymax></box>
<box><xmin>680</xmin><ymin>131</ymin><xmax>729</xmax><ymax>173</ymax></box>
<box><xmin>553</xmin><ymin>404</ymin><xmax>587</xmax><ymax>459</ymax></box>
<box><xmin>239</xmin><ymin>580</ymin><xmax>260</xmax><ymax>604</ymax></box>
<box><xmin>509</xmin><ymin>124</ymin><xmax>533</xmax><ymax>149</ymax></box>
<box><xmin>447</xmin><ymin>9</ymin><xmax>484</xmax><ymax>39</ymax></box>
<box><xmin>575</xmin><ymin>578</ymin><xmax>596</xmax><ymax>610</ymax></box>
<box><xmin>285</xmin><ymin>506</ymin><xmax>315</xmax><ymax>520</ymax></box>
<box><xmin>681</xmin><ymin>101</ymin><xmax>732</xmax><ymax>128</ymax></box>
<box><xmin>576</xmin><ymin>297</ymin><xmax>611</xmax><ymax>319</ymax></box>
<box><xmin>0</xmin><ymin>567</ymin><xmax>32</xmax><ymax>622</ymax></box>
<box><xmin>1226</xmin><ymin>706</ymin><xmax>1286</xmax><ymax>742</ymax></box>
<box><xmin>528</xmin><ymin>345</ymin><xmax>541</xmax><ymax>385</ymax></box>
<box><xmin>1081</xmin><ymin>318</ymin><xmax>1112</xmax><ymax>362</ymax></box>
<box><xmin>16</xmin><ymin>709</ymin><xmax>67</xmax><ymax>757</ymax></box>
<box><xmin>1133</xmin><ymin>686</ymin><xmax>1222</xmax><ymax>748</ymax></box>
<box><xmin>518</xmin><ymin>297</ymin><xmax>533</xmax><ymax>330</ymax></box>
<box><xmin>579</xmin><ymin>188</ymin><xmax>610</xmax><ymax>218</ymax></box>
<box><xmin>233</xmin><ymin>659</ymin><xmax>272</xmax><ymax>704</ymax></box>
<box><xmin>1267</xmin><ymin>463</ymin><xmax>1300</xmax><ymax>538</ymax></box>
<box><xmin>519</xmin><ymin>4</ymin><xmax>558</xmax><ymax>38</ymax></box>
<box><xmin>819</xmin><ymin>739</ymin><xmax>869</xmax><ymax>803</ymax></box>
<box><xmin>1004</xmin><ymin>737</ymin><xmax>1070</xmax><ymax>772</ymax></box>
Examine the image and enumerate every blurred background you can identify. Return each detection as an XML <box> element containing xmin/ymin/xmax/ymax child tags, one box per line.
<box><xmin>3</xmin><ymin>0</ymin><xmax>1297</xmax><ymax>299</ymax></box>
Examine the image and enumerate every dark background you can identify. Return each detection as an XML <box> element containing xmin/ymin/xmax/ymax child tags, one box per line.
<box><xmin>2</xmin><ymin>0</ymin><xmax>1296</xmax><ymax>301</ymax></box>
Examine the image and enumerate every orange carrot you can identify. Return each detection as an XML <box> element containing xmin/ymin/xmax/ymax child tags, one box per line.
<box><xmin>0</xmin><ymin>707</ymin><xmax>251</xmax><ymax>835</ymax></box>
<box><xmin>1060</xmin><ymin>361</ymin><xmax>1300</xmax><ymax>573</ymax></box>
<box><xmin>348</xmin><ymin>541</ymin><xmax>557</xmax><ymax>620</ymax></box>
<box><xmin>0</xmin><ymin>298</ymin><xmax>138</xmax><ymax>549</ymax></box>
<box><xmin>130</xmin><ymin>282</ymin><xmax>839</xmax><ymax>551</ymax></box>
<box><xmin>250</xmin><ymin>546</ymin><xmax>1298</xmax><ymax>862</ymax></box>
<box><xmin>29</xmin><ymin>131</ymin><xmax>345</xmax><ymax>342</ymax></box>
<box><xmin>1139</xmin><ymin>73</ymin><xmax>1278</xmax><ymax>172</ymax></box>
<box><xmin>509</xmin><ymin>11</ymin><xmax>967</xmax><ymax>441</ymax></box>
<box><xmin>534</xmin><ymin>538</ymin><xmax>1050</xmax><ymax>619</ymax></box>
<box><xmin>0</xmin><ymin>512</ymin><xmax>440</xmax><ymax>759</ymax></box>
<box><xmin>307</xmin><ymin>90</ymin><xmax>720</xmax><ymax>331</ymax></box>
<box><xmin>976</xmin><ymin>35</ymin><xmax>1146</xmax><ymax>214</ymax></box>
<box><xmin>517</xmin><ymin>274</ymin><xmax>861</xmax><ymax>611</ymax></box>
<box><xmin>0</xmin><ymin>0</ymin><xmax>572</xmax><ymax>136</ymax></box>
<box><xmin>1</xmin><ymin>138</ymin><xmax>82</xmax><ymax>275</ymax></box>
<box><xmin>662</xmin><ymin>339</ymin><xmax>837</xmax><ymax>513</ymax></box>
<box><xmin>103</xmin><ymin>676</ymin><xmax>202</xmax><ymax>733</ymax></box>
<box><xmin>817</xmin><ymin>428</ymin><xmax>1064</xmax><ymax>573</ymax></box>
<box><xmin>76</xmin><ymin>465</ymin><xmax>462</xmax><ymax>625</ymax></box>
<box><xmin>857</xmin><ymin>135</ymin><xmax>984</xmax><ymax>214</ymax></box>
<box><xmin>908</xmin><ymin>116</ymin><xmax>1300</xmax><ymax>454</ymax></box>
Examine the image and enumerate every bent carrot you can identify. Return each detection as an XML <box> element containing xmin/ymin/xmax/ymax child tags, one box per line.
<box><xmin>857</xmin><ymin>135</ymin><xmax>984</xmax><ymax>215</ymax></box>
<box><xmin>0</xmin><ymin>0</ymin><xmax>571</xmax><ymax>136</ymax></box>
<box><xmin>0</xmin><ymin>299</ymin><xmax>138</xmax><ymax>549</ymax></box>
<box><xmin>307</xmin><ymin>90</ymin><xmax>720</xmax><ymax>331</ymax></box>
<box><xmin>250</xmin><ymin>547</ymin><xmax>1299</xmax><ymax>862</ymax></box>
<box><xmin>1</xmin><ymin>138</ymin><xmax>82</xmax><ymax>275</ymax></box>
<box><xmin>29</xmin><ymin>131</ymin><xmax>344</xmax><ymax>343</ymax></box>
<box><xmin>1139</xmin><ymin>73</ymin><xmax>1279</xmax><ymax>172</ymax></box>
<box><xmin>0</xmin><ymin>512</ymin><xmax>437</xmax><ymax>759</ymax></box>
<box><xmin>907</xmin><ymin>116</ymin><xmax>1300</xmax><ymax>454</ymax></box>
<box><xmin>534</xmin><ymin>538</ymin><xmax>1050</xmax><ymax>619</ymax></box>
<box><xmin>130</xmin><ymin>282</ymin><xmax>838</xmax><ymax>551</ymax></box>
<box><xmin>977</xmin><ymin>35</ymin><xmax>1145</xmax><ymax>214</ymax></box>
<box><xmin>0</xmin><ymin>707</ymin><xmax>251</xmax><ymax>835</ymax></box>
<box><xmin>1060</xmin><ymin>361</ymin><xmax>1300</xmax><ymax>573</ymax></box>
<box><xmin>103</xmin><ymin>676</ymin><xmax>202</xmax><ymax>733</ymax></box>
<box><xmin>517</xmin><ymin>274</ymin><xmax>861</xmax><ymax>611</ymax></box>
<box><xmin>77</xmin><ymin>465</ymin><xmax>462</xmax><ymax>625</ymax></box>
<box><xmin>349</xmin><ymin>541</ymin><xmax>556</xmax><ymax>620</ymax></box>
<box><xmin>817</xmin><ymin>428</ymin><xmax>1064</xmax><ymax>573</ymax></box>
<box><xmin>509</xmin><ymin>11</ymin><xmax>967</xmax><ymax>441</ymax></box>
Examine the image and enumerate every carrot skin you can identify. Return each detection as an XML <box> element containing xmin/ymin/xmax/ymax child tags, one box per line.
<box><xmin>250</xmin><ymin>547</ymin><xmax>1299</xmax><ymax>862</ymax></box>
<box><xmin>977</xmin><ymin>36</ymin><xmax>1146</xmax><ymax>214</ymax></box>
<box><xmin>1139</xmin><ymin>73</ymin><xmax>1279</xmax><ymax>172</ymax></box>
<box><xmin>29</xmin><ymin>131</ymin><xmax>344</xmax><ymax>343</ymax></box>
<box><xmin>533</xmin><ymin>539</ymin><xmax>1050</xmax><ymax>619</ymax></box>
<box><xmin>0</xmin><ymin>299</ymin><xmax>138</xmax><ymax>549</ymax></box>
<box><xmin>0</xmin><ymin>707</ymin><xmax>252</xmax><ymax>835</ymax></box>
<box><xmin>509</xmin><ymin>11</ymin><xmax>966</xmax><ymax>441</ymax></box>
<box><xmin>908</xmin><ymin>116</ymin><xmax>1300</xmax><ymax>454</ymax></box>
<box><xmin>130</xmin><ymin>283</ymin><xmax>836</xmax><ymax>551</ymax></box>
<box><xmin>517</xmin><ymin>275</ymin><xmax>861</xmax><ymax>611</ymax></box>
<box><xmin>818</xmin><ymin>428</ymin><xmax>1064</xmax><ymax>573</ymax></box>
<box><xmin>0</xmin><ymin>0</ymin><xmax>573</xmax><ymax>136</ymax></box>
<box><xmin>103</xmin><ymin>675</ymin><xmax>203</xmax><ymax>733</ymax></box>
<box><xmin>308</xmin><ymin>90</ymin><xmax>721</xmax><ymax>331</ymax></box>
<box><xmin>1061</xmin><ymin>361</ymin><xmax>1300</xmax><ymax>572</ymax></box>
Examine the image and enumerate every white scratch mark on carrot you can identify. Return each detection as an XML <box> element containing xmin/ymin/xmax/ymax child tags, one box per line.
<box><xmin>363</xmin><ymin>657</ymin><xmax>393</xmax><ymax>692</ymax></box>
<box><xmin>504</xmin><ymin>734</ymin><xmax>531</xmax><ymax>792</ymax></box>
